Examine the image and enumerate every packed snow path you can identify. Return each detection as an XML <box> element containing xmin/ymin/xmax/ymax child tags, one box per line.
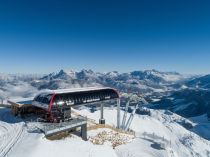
<box><xmin>0</xmin><ymin>108</ymin><xmax>25</xmax><ymax>157</ymax></box>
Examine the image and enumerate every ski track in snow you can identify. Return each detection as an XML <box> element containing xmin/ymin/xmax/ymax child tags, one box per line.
<box><xmin>0</xmin><ymin>108</ymin><xmax>25</xmax><ymax>157</ymax></box>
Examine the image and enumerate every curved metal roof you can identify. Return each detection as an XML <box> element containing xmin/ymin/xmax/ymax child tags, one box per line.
<box><xmin>53</xmin><ymin>87</ymin><xmax>119</xmax><ymax>103</ymax></box>
<box><xmin>35</xmin><ymin>87</ymin><xmax>119</xmax><ymax>97</ymax></box>
<box><xmin>40</xmin><ymin>87</ymin><xmax>117</xmax><ymax>95</ymax></box>
<box><xmin>33</xmin><ymin>87</ymin><xmax>119</xmax><ymax>110</ymax></box>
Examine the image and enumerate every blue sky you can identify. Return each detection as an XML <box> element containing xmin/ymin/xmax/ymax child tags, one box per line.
<box><xmin>0</xmin><ymin>0</ymin><xmax>210</xmax><ymax>74</ymax></box>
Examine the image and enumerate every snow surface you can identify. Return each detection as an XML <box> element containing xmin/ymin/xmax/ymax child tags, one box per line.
<box><xmin>9</xmin><ymin>134</ymin><xmax>117</xmax><ymax>157</ymax></box>
<box><xmin>77</xmin><ymin>108</ymin><xmax>210</xmax><ymax>157</ymax></box>
<box><xmin>1</xmin><ymin>107</ymin><xmax>210</xmax><ymax>157</ymax></box>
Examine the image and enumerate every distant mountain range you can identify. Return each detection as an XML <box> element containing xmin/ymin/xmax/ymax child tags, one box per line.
<box><xmin>31</xmin><ymin>69</ymin><xmax>189</xmax><ymax>93</ymax></box>
<box><xmin>1</xmin><ymin>69</ymin><xmax>210</xmax><ymax>119</ymax></box>
<box><xmin>0</xmin><ymin>69</ymin><xmax>200</xmax><ymax>99</ymax></box>
<box><xmin>0</xmin><ymin>69</ymin><xmax>188</xmax><ymax>102</ymax></box>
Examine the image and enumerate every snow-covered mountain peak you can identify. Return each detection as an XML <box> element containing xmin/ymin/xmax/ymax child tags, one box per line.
<box><xmin>130</xmin><ymin>69</ymin><xmax>183</xmax><ymax>84</ymax></box>
<box><xmin>104</xmin><ymin>71</ymin><xmax>119</xmax><ymax>78</ymax></box>
<box><xmin>41</xmin><ymin>69</ymin><xmax>76</xmax><ymax>80</ymax></box>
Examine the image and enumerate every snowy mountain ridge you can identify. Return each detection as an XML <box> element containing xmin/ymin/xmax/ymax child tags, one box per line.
<box><xmin>35</xmin><ymin>69</ymin><xmax>189</xmax><ymax>92</ymax></box>
<box><xmin>0</xmin><ymin>69</ymin><xmax>189</xmax><ymax>100</ymax></box>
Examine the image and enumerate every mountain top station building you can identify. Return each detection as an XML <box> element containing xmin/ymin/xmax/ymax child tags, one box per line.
<box><xmin>8</xmin><ymin>87</ymin><xmax>121</xmax><ymax>140</ymax></box>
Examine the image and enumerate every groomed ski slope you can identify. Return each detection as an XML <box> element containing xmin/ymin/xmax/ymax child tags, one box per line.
<box><xmin>0</xmin><ymin>108</ymin><xmax>25</xmax><ymax>157</ymax></box>
<box><xmin>1</xmin><ymin>107</ymin><xmax>210</xmax><ymax>157</ymax></box>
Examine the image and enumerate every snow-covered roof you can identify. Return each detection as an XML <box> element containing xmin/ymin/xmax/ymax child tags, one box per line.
<box><xmin>38</xmin><ymin>87</ymin><xmax>117</xmax><ymax>95</ymax></box>
<box><xmin>32</xmin><ymin>87</ymin><xmax>119</xmax><ymax>108</ymax></box>
<box><xmin>8</xmin><ymin>97</ymin><xmax>34</xmax><ymax>104</ymax></box>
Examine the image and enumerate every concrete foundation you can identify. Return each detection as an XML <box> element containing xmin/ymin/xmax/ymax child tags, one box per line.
<box><xmin>99</xmin><ymin>119</ymin><xmax>105</xmax><ymax>124</ymax></box>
